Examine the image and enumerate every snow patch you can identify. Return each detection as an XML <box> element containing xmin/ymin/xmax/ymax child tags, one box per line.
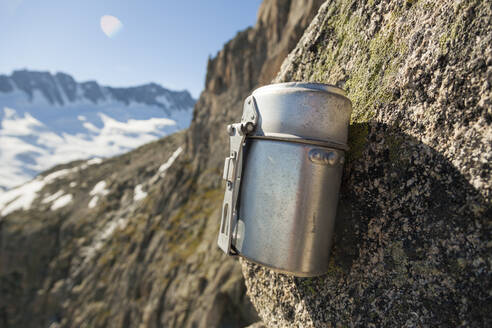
<box><xmin>158</xmin><ymin>147</ymin><xmax>183</xmax><ymax>175</ymax></box>
<box><xmin>133</xmin><ymin>184</ymin><xmax>147</xmax><ymax>201</ymax></box>
<box><xmin>42</xmin><ymin>190</ymin><xmax>64</xmax><ymax>204</ymax></box>
<box><xmin>0</xmin><ymin>98</ymin><xmax>192</xmax><ymax>190</ymax></box>
<box><xmin>88</xmin><ymin>196</ymin><xmax>99</xmax><ymax>209</ymax></box>
<box><xmin>100</xmin><ymin>217</ymin><xmax>127</xmax><ymax>241</ymax></box>
<box><xmin>43</xmin><ymin>168</ymin><xmax>74</xmax><ymax>182</ymax></box>
<box><xmin>86</xmin><ymin>157</ymin><xmax>103</xmax><ymax>165</ymax></box>
<box><xmin>0</xmin><ymin>152</ymin><xmax>112</xmax><ymax>216</ymax></box>
<box><xmin>79</xmin><ymin>216</ymin><xmax>129</xmax><ymax>266</ymax></box>
<box><xmin>156</xmin><ymin>95</ymin><xmax>171</xmax><ymax>108</ymax></box>
<box><xmin>0</xmin><ymin>164</ymin><xmax>83</xmax><ymax>217</ymax></box>
<box><xmin>90</xmin><ymin>180</ymin><xmax>109</xmax><ymax>196</ymax></box>
<box><xmin>0</xmin><ymin>178</ymin><xmax>46</xmax><ymax>216</ymax></box>
<box><xmin>88</xmin><ymin>180</ymin><xmax>110</xmax><ymax>208</ymax></box>
<box><xmin>1</xmin><ymin>107</ymin><xmax>43</xmax><ymax>136</ymax></box>
<box><xmin>51</xmin><ymin>194</ymin><xmax>73</xmax><ymax>210</ymax></box>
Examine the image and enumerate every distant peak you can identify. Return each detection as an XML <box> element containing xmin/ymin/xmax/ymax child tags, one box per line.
<box><xmin>0</xmin><ymin>69</ymin><xmax>196</xmax><ymax>109</ymax></box>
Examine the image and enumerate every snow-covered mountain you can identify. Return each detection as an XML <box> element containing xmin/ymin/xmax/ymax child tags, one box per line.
<box><xmin>0</xmin><ymin>69</ymin><xmax>195</xmax><ymax>190</ymax></box>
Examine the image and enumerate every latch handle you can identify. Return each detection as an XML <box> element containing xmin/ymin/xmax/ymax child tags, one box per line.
<box><xmin>218</xmin><ymin>96</ymin><xmax>259</xmax><ymax>255</ymax></box>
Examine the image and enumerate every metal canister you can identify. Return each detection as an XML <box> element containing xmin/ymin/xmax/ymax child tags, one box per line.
<box><xmin>218</xmin><ymin>82</ymin><xmax>352</xmax><ymax>277</ymax></box>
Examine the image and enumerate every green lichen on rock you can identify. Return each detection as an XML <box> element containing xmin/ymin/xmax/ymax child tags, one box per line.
<box><xmin>245</xmin><ymin>0</ymin><xmax>492</xmax><ymax>327</ymax></box>
<box><xmin>164</xmin><ymin>187</ymin><xmax>222</xmax><ymax>259</ymax></box>
<box><xmin>347</xmin><ymin>123</ymin><xmax>369</xmax><ymax>161</ymax></box>
<box><xmin>279</xmin><ymin>0</ymin><xmax>413</xmax><ymax>124</ymax></box>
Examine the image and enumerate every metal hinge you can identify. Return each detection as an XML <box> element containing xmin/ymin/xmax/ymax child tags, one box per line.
<box><xmin>218</xmin><ymin>95</ymin><xmax>259</xmax><ymax>255</ymax></box>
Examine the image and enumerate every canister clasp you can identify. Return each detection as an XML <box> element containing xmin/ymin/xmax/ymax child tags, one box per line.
<box><xmin>218</xmin><ymin>96</ymin><xmax>259</xmax><ymax>255</ymax></box>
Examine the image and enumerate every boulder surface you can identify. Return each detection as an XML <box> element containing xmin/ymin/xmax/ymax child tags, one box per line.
<box><xmin>242</xmin><ymin>0</ymin><xmax>491</xmax><ymax>327</ymax></box>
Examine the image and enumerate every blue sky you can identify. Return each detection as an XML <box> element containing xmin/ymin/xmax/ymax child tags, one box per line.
<box><xmin>0</xmin><ymin>0</ymin><xmax>263</xmax><ymax>97</ymax></box>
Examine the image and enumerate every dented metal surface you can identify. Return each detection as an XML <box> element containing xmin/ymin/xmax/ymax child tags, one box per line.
<box><xmin>219</xmin><ymin>82</ymin><xmax>352</xmax><ymax>276</ymax></box>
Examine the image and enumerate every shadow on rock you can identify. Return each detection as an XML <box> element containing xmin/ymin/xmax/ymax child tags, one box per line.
<box><xmin>243</xmin><ymin>121</ymin><xmax>491</xmax><ymax>327</ymax></box>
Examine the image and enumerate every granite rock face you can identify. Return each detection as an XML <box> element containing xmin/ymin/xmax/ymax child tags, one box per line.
<box><xmin>241</xmin><ymin>0</ymin><xmax>491</xmax><ymax>327</ymax></box>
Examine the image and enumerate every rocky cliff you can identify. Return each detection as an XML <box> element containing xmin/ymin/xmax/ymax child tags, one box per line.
<box><xmin>242</xmin><ymin>0</ymin><xmax>491</xmax><ymax>327</ymax></box>
<box><xmin>0</xmin><ymin>1</ymin><xmax>323</xmax><ymax>327</ymax></box>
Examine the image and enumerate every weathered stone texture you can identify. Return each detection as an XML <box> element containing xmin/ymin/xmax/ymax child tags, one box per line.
<box><xmin>242</xmin><ymin>0</ymin><xmax>492</xmax><ymax>327</ymax></box>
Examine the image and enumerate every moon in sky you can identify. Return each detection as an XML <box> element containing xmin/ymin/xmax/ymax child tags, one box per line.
<box><xmin>100</xmin><ymin>15</ymin><xmax>123</xmax><ymax>38</ymax></box>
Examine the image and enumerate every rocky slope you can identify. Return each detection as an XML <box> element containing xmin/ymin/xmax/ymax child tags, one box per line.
<box><xmin>0</xmin><ymin>70</ymin><xmax>195</xmax><ymax>190</ymax></box>
<box><xmin>0</xmin><ymin>1</ymin><xmax>323</xmax><ymax>327</ymax></box>
<box><xmin>241</xmin><ymin>0</ymin><xmax>492</xmax><ymax>327</ymax></box>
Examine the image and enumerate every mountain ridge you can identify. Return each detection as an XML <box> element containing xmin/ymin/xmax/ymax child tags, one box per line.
<box><xmin>0</xmin><ymin>69</ymin><xmax>195</xmax><ymax>113</ymax></box>
<box><xmin>0</xmin><ymin>69</ymin><xmax>196</xmax><ymax>190</ymax></box>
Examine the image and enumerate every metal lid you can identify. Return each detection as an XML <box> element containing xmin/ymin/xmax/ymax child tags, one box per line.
<box><xmin>250</xmin><ymin>82</ymin><xmax>352</xmax><ymax>147</ymax></box>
